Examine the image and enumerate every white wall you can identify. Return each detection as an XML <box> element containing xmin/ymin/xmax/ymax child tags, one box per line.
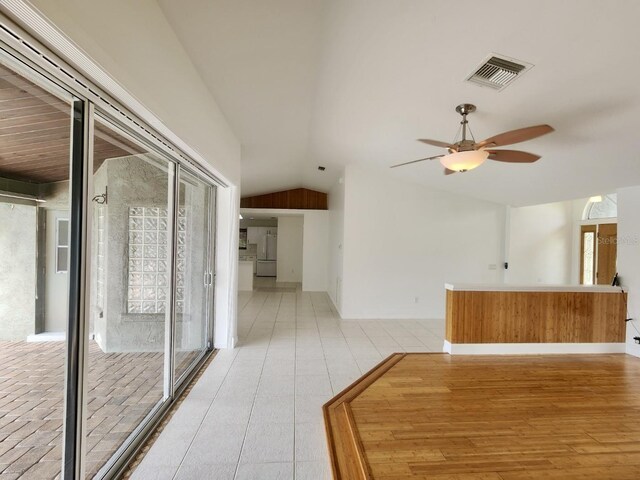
<box><xmin>302</xmin><ymin>210</ymin><xmax>329</xmax><ymax>292</ymax></box>
<box><xmin>277</xmin><ymin>216</ymin><xmax>303</xmax><ymax>283</ymax></box>
<box><xmin>506</xmin><ymin>200</ymin><xmax>580</xmax><ymax>285</ymax></box>
<box><xmin>13</xmin><ymin>0</ymin><xmax>242</xmax><ymax>348</ymax></box>
<box><xmin>0</xmin><ymin>203</ymin><xmax>37</xmax><ymax>340</ymax></box>
<box><xmin>328</xmin><ymin>176</ymin><xmax>345</xmax><ymax>313</ymax></box>
<box><xmin>215</xmin><ymin>187</ymin><xmax>240</xmax><ymax>348</ymax></box>
<box><xmin>340</xmin><ymin>165</ymin><xmax>506</xmax><ymax>319</ymax></box>
<box><xmin>617</xmin><ymin>186</ymin><xmax>640</xmax><ymax>357</ymax></box>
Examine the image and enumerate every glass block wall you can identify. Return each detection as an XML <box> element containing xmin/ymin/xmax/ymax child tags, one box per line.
<box><xmin>127</xmin><ymin>207</ymin><xmax>187</xmax><ymax>313</ymax></box>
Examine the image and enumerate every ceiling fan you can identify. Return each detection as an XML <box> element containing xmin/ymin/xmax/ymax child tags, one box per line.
<box><xmin>391</xmin><ymin>104</ymin><xmax>554</xmax><ymax>175</ymax></box>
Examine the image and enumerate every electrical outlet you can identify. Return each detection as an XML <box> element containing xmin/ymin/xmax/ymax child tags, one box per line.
<box><xmin>488</xmin><ymin>264</ymin><xmax>497</xmax><ymax>270</ymax></box>
<box><xmin>414</xmin><ymin>297</ymin><xmax>419</xmax><ymax>303</ymax></box>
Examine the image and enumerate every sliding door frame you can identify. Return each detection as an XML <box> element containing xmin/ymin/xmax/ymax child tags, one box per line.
<box><xmin>207</xmin><ymin>184</ymin><xmax>217</xmax><ymax>349</ymax></box>
<box><xmin>173</xmin><ymin>165</ymin><xmax>217</xmax><ymax>389</ymax></box>
<box><xmin>62</xmin><ymin>98</ymin><xmax>92</xmax><ymax>480</ymax></box>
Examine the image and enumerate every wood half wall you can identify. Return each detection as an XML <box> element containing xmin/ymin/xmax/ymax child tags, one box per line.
<box><xmin>240</xmin><ymin>188</ymin><xmax>327</xmax><ymax>210</ymax></box>
<box><xmin>445</xmin><ymin>289</ymin><xmax>626</xmax><ymax>344</ymax></box>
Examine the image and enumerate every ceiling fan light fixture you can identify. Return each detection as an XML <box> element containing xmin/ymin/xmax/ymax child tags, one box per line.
<box><xmin>440</xmin><ymin>150</ymin><xmax>489</xmax><ymax>172</ymax></box>
<box><xmin>390</xmin><ymin>103</ymin><xmax>553</xmax><ymax>172</ymax></box>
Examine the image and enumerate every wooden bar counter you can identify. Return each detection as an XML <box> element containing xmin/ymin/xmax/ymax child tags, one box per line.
<box><xmin>445</xmin><ymin>283</ymin><xmax>627</xmax><ymax>354</ymax></box>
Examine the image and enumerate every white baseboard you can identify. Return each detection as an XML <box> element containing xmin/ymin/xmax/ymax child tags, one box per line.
<box><xmin>443</xmin><ymin>340</ymin><xmax>626</xmax><ymax>355</ymax></box>
<box><xmin>327</xmin><ymin>293</ymin><xmax>343</xmax><ymax>319</ymax></box>
<box><xmin>626</xmin><ymin>342</ymin><xmax>640</xmax><ymax>358</ymax></box>
<box><xmin>214</xmin><ymin>334</ymin><xmax>238</xmax><ymax>350</ymax></box>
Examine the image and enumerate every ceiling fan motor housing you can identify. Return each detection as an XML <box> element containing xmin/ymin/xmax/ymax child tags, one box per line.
<box><xmin>455</xmin><ymin>103</ymin><xmax>476</xmax><ymax>116</ymax></box>
<box><xmin>457</xmin><ymin>139</ymin><xmax>476</xmax><ymax>152</ymax></box>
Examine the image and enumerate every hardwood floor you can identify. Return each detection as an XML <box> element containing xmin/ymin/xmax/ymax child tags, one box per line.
<box><xmin>324</xmin><ymin>353</ymin><xmax>640</xmax><ymax>479</ymax></box>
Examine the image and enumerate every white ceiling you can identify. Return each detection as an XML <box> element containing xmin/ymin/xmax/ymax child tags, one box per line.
<box><xmin>158</xmin><ymin>0</ymin><xmax>640</xmax><ymax>206</ymax></box>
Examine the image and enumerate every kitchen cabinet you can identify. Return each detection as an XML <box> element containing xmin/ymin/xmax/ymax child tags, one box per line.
<box><xmin>247</xmin><ymin>226</ymin><xmax>259</xmax><ymax>245</ymax></box>
<box><xmin>247</xmin><ymin>226</ymin><xmax>277</xmax><ymax>245</ymax></box>
<box><xmin>238</xmin><ymin>253</ymin><xmax>257</xmax><ymax>274</ymax></box>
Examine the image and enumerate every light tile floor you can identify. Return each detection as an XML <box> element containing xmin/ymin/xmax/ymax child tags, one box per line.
<box><xmin>132</xmin><ymin>283</ymin><xmax>444</xmax><ymax>480</ymax></box>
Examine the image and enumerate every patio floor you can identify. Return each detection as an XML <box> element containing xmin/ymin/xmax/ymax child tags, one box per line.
<box><xmin>0</xmin><ymin>341</ymin><xmax>164</xmax><ymax>479</ymax></box>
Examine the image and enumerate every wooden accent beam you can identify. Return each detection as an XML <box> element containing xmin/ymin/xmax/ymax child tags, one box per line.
<box><xmin>240</xmin><ymin>188</ymin><xmax>327</xmax><ymax>210</ymax></box>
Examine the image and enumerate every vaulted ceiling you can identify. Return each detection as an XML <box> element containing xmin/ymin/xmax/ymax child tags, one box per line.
<box><xmin>158</xmin><ymin>0</ymin><xmax>640</xmax><ymax>206</ymax></box>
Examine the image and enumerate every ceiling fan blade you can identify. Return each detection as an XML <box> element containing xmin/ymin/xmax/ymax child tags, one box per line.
<box><xmin>477</xmin><ymin>124</ymin><xmax>554</xmax><ymax>148</ymax></box>
<box><xmin>486</xmin><ymin>149</ymin><xmax>541</xmax><ymax>163</ymax></box>
<box><xmin>390</xmin><ymin>155</ymin><xmax>444</xmax><ymax>169</ymax></box>
<box><xmin>418</xmin><ymin>138</ymin><xmax>455</xmax><ymax>149</ymax></box>
<box><xmin>444</xmin><ymin>168</ymin><xmax>456</xmax><ymax>175</ymax></box>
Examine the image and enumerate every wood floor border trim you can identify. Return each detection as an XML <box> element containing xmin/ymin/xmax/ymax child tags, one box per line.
<box><xmin>326</xmin><ymin>353</ymin><xmax>406</xmax><ymax>406</ymax></box>
<box><xmin>342</xmin><ymin>403</ymin><xmax>373</xmax><ymax>480</ymax></box>
<box><xmin>323</xmin><ymin>352</ymin><xmax>408</xmax><ymax>479</ymax></box>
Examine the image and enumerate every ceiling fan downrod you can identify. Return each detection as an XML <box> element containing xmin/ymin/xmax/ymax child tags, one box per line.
<box><xmin>455</xmin><ymin>103</ymin><xmax>476</xmax><ymax>147</ymax></box>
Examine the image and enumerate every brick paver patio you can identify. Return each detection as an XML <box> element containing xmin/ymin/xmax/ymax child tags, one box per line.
<box><xmin>0</xmin><ymin>341</ymin><xmax>164</xmax><ymax>479</ymax></box>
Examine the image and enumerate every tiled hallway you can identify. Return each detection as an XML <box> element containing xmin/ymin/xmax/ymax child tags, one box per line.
<box><xmin>132</xmin><ymin>286</ymin><xmax>444</xmax><ymax>480</ymax></box>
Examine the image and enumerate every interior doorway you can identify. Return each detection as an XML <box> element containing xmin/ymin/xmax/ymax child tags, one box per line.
<box><xmin>580</xmin><ymin>223</ymin><xmax>617</xmax><ymax>285</ymax></box>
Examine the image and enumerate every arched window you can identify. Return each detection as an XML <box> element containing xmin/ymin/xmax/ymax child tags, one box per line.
<box><xmin>582</xmin><ymin>193</ymin><xmax>617</xmax><ymax>220</ymax></box>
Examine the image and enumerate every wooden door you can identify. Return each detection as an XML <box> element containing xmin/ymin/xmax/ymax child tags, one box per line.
<box><xmin>580</xmin><ymin>225</ymin><xmax>597</xmax><ymax>285</ymax></box>
<box><xmin>597</xmin><ymin>223</ymin><xmax>617</xmax><ymax>285</ymax></box>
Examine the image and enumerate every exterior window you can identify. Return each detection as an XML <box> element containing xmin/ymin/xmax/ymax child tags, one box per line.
<box><xmin>583</xmin><ymin>193</ymin><xmax>617</xmax><ymax>220</ymax></box>
<box><xmin>56</xmin><ymin>218</ymin><xmax>69</xmax><ymax>273</ymax></box>
<box><xmin>582</xmin><ymin>231</ymin><xmax>595</xmax><ymax>285</ymax></box>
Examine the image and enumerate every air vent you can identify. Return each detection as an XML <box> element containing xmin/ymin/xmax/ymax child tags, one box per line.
<box><xmin>466</xmin><ymin>54</ymin><xmax>533</xmax><ymax>91</ymax></box>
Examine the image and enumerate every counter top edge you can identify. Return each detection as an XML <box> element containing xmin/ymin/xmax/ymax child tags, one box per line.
<box><xmin>445</xmin><ymin>283</ymin><xmax>626</xmax><ymax>293</ymax></box>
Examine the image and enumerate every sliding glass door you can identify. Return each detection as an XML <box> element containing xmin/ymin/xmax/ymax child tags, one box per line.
<box><xmin>83</xmin><ymin>113</ymin><xmax>218</xmax><ymax>477</ymax></box>
<box><xmin>0</xmin><ymin>38</ymin><xmax>218</xmax><ymax>479</ymax></box>
<box><xmin>174</xmin><ymin>169</ymin><xmax>214</xmax><ymax>384</ymax></box>
<box><xmin>86</xmin><ymin>116</ymin><xmax>177</xmax><ymax>478</ymax></box>
<box><xmin>0</xmin><ymin>49</ymin><xmax>75</xmax><ymax>480</ymax></box>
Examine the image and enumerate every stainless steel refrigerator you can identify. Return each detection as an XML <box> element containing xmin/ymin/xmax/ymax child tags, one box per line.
<box><xmin>256</xmin><ymin>233</ymin><xmax>277</xmax><ymax>277</ymax></box>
